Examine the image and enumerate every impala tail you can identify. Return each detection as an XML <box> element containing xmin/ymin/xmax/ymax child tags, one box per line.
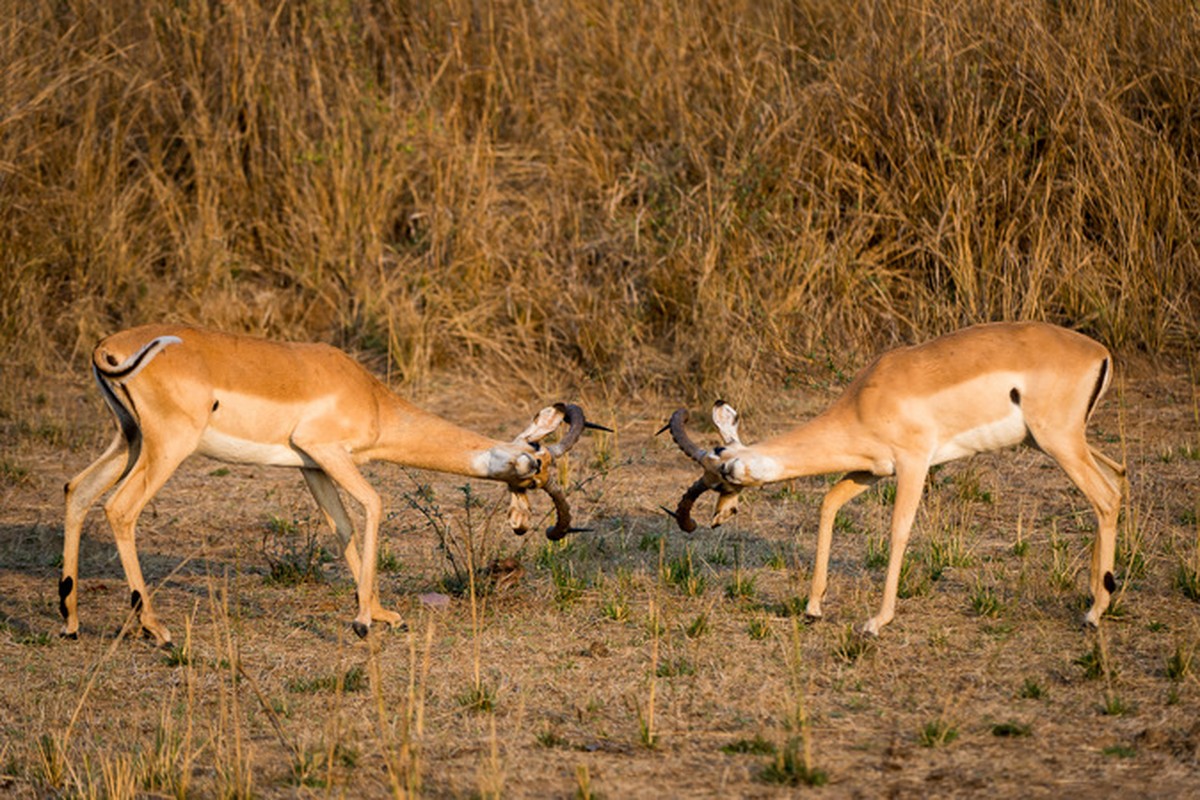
<box><xmin>92</xmin><ymin>335</ymin><xmax>182</xmax><ymax>482</ymax></box>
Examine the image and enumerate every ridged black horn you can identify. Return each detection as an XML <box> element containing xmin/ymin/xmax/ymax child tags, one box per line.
<box><xmin>666</xmin><ymin>409</ymin><xmax>708</xmax><ymax>465</ymax></box>
<box><xmin>546</xmin><ymin>403</ymin><xmax>587</xmax><ymax>458</ymax></box>
<box><xmin>661</xmin><ymin>477</ymin><xmax>710</xmax><ymax>532</ymax></box>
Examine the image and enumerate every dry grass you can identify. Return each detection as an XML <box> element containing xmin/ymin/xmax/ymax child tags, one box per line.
<box><xmin>3</xmin><ymin>0</ymin><xmax>1200</xmax><ymax>399</ymax></box>
<box><xmin>2</xmin><ymin>369</ymin><xmax>1200</xmax><ymax>796</ymax></box>
<box><xmin>5</xmin><ymin>0</ymin><xmax>1200</xmax><ymax>796</ymax></box>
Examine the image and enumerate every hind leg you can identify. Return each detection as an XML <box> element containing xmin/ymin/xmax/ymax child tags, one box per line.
<box><xmin>61</xmin><ymin>433</ymin><xmax>128</xmax><ymax>638</ymax></box>
<box><xmin>102</xmin><ymin>428</ymin><xmax>198</xmax><ymax>647</ymax></box>
<box><xmin>302</xmin><ymin>468</ymin><xmax>403</xmax><ymax>627</ymax></box>
<box><xmin>1029</xmin><ymin>427</ymin><xmax>1122</xmax><ymax>626</ymax></box>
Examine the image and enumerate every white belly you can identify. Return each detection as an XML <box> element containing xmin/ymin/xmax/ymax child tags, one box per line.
<box><xmin>198</xmin><ymin>429</ymin><xmax>311</xmax><ymax>467</ymax></box>
<box><xmin>931</xmin><ymin>406</ymin><xmax>1027</xmax><ymax>465</ymax></box>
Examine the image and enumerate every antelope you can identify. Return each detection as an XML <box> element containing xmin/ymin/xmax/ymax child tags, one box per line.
<box><xmin>62</xmin><ymin>324</ymin><xmax>606</xmax><ymax>646</ymax></box>
<box><xmin>662</xmin><ymin>322</ymin><xmax>1125</xmax><ymax>635</ymax></box>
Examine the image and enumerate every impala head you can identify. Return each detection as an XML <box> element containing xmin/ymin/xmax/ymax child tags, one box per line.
<box><xmin>501</xmin><ymin>403</ymin><xmax>611</xmax><ymax>539</ymax></box>
<box><xmin>659</xmin><ymin>401</ymin><xmax>759</xmax><ymax>531</ymax></box>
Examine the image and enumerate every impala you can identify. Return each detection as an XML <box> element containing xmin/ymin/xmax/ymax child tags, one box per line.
<box><xmin>62</xmin><ymin>324</ymin><xmax>605</xmax><ymax>646</ymax></box>
<box><xmin>662</xmin><ymin>322</ymin><xmax>1124</xmax><ymax>635</ymax></box>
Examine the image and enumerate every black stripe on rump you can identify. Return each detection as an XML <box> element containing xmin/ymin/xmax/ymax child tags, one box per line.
<box><xmin>93</xmin><ymin>364</ymin><xmax>142</xmax><ymax>484</ymax></box>
<box><xmin>1085</xmin><ymin>358</ymin><xmax>1109</xmax><ymax>419</ymax></box>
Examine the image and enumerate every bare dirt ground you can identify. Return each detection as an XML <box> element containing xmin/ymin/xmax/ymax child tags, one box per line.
<box><xmin>2</xmin><ymin>364</ymin><xmax>1199</xmax><ymax>798</ymax></box>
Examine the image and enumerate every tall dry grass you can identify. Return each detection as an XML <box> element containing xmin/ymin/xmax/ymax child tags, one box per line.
<box><xmin>3</xmin><ymin>0</ymin><xmax>1198</xmax><ymax>398</ymax></box>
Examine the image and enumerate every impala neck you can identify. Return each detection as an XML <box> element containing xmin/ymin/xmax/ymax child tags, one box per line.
<box><xmin>372</xmin><ymin>394</ymin><xmax>506</xmax><ymax>478</ymax></box>
<box><xmin>752</xmin><ymin>406</ymin><xmax>884</xmax><ymax>479</ymax></box>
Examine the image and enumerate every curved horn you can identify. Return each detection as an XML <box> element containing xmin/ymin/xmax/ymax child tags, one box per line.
<box><xmin>660</xmin><ymin>477</ymin><xmax>710</xmax><ymax>533</ymax></box>
<box><xmin>664</xmin><ymin>408</ymin><xmax>709</xmax><ymax>465</ymax></box>
<box><xmin>542</xmin><ymin>478</ymin><xmax>588</xmax><ymax>541</ymax></box>
<box><xmin>546</xmin><ymin>403</ymin><xmax>587</xmax><ymax>458</ymax></box>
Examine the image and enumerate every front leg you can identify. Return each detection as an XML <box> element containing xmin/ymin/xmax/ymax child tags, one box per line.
<box><xmin>807</xmin><ymin>472</ymin><xmax>879</xmax><ymax>620</ymax></box>
<box><xmin>862</xmin><ymin>462</ymin><xmax>927</xmax><ymax>636</ymax></box>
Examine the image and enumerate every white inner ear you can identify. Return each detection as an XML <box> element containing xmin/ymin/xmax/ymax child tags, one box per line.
<box><xmin>712</xmin><ymin>402</ymin><xmax>742</xmax><ymax>446</ymax></box>
<box><xmin>514</xmin><ymin>405</ymin><xmax>565</xmax><ymax>444</ymax></box>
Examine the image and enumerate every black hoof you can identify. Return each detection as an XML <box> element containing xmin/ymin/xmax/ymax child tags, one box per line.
<box><xmin>60</xmin><ymin>631</ymin><xmax>79</xmax><ymax>641</ymax></box>
<box><xmin>352</xmin><ymin>621</ymin><xmax>369</xmax><ymax>639</ymax></box>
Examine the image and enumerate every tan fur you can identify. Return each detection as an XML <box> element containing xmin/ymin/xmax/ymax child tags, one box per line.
<box><xmin>671</xmin><ymin>322</ymin><xmax>1124</xmax><ymax>635</ymax></box>
<box><xmin>63</xmin><ymin>325</ymin><xmax>580</xmax><ymax>645</ymax></box>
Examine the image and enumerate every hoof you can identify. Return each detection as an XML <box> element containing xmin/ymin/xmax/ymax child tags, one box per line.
<box><xmin>60</xmin><ymin>631</ymin><xmax>79</xmax><ymax>641</ymax></box>
<box><xmin>351</xmin><ymin>621</ymin><xmax>369</xmax><ymax>639</ymax></box>
<box><xmin>857</xmin><ymin>621</ymin><xmax>882</xmax><ymax>638</ymax></box>
<box><xmin>803</xmin><ymin>612</ymin><xmax>822</xmax><ymax>625</ymax></box>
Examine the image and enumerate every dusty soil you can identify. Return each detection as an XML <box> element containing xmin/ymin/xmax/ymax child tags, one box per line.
<box><xmin>1</xmin><ymin>365</ymin><xmax>1199</xmax><ymax>798</ymax></box>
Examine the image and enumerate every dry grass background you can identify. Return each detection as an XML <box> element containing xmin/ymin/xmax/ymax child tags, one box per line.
<box><xmin>3</xmin><ymin>0</ymin><xmax>1200</xmax><ymax>797</ymax></box>
<box><xmin>3</xmin><ymin>0</ymin><xmax>1200</xmax><ymax>396</ymax></box>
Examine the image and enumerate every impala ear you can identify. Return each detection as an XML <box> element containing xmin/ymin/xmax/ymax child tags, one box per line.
<box><xmin>514</xmin><ymin>405</ymin><xmax>566</xmax><ymax>444</ymax></box>
<box><xmin>712</xmin><ymin>400</ymin><xmax>742</xmax><ymax>446</ymax></box>
<box><xmin>507</xmin><ymin>490</ymin><xmax>532</xmax><ymax>535</ymax></box>
<box><xmin>712</xmin><ymin>490</ymin><xmax>740</xmax><ymax>527</ymax></box>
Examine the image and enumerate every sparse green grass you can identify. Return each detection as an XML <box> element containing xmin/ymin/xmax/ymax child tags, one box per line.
<box><xmin>684</xmin><ymin>613</ymin><xmax>709</xmax><ymax>640</ymax></box>
<box><xmin>1101</xmin><ymin>694</ymin><xmax>1134</xmax><ymax>716</ymax></box>
<box><xmin>725</xmin><ymin>571</ymin><xmax>757</xmax><ymax>601</ymax></box>
<box><xmin>261</xmin><ymin>517</ymin><xmax>329</xmax><ymax>586</ymax></box>
<box><xmin>758</xmin><ymin>739</ymin><xmax>827</xmax><ymax>787</ymax></box>
<box><xmin>1177</xmin><ymin>562</ymin><xmax>1200</xmax><ymax>602</ymax></box>
<box><xmin>662</xmin><ymin>548</ymin><xmax>706</xmax><ymax>597</ymax></box>
<box><xmin>0</xmin><ymin>459</ymin><xmax>29</xmax><ymax>485</ymax></box>
<box><xmin>747</xmin><ymin>617</ymin><xmax>771</xmax><ymax>641</ymax></box>
<box><xmin>1166</xmin><ymin>642</ymin><xmax>1196</xmax><ymax>682</ymax></box>
<box><xmin>832</xmin><ymin>626</ymin><xmax>876</xmax><ymax>664</ymax></box>
<box><xmin>991</xmin><ymin>721</ymin><xmax>1032</xmax><ymax>737</ymax></box>
<box><xmin>601</xmin><ymin>595</ymin><xmax>631</xmax><ymax>623</ymax></box>
<box><xmin>863</xmin><ymin>535</ymin><xmax>888</xmax><ymax>570</ymax></box>
<box><xmin>457</xmin><ymin>683</ymin><xmax>498</xmax><ymax>714</ymax></box>
<box><xmin>1019</xmin><ymin>679</ymin><xmax>1047</xmax><ymax>700</ymax></box>
<box><xmin>970</xmin><ymin>583</ymin><xmax>1004</xmax><ymax>618</ymax></box>
<box><xmin>1075</xmin><ymin>644</ymin><xmax>1109</xmax><ymax>681</ymax></box>
<box><xmin>722</xmin><ymin>735</ymin><xmax>775</xmax><ymax>755</ymax></box>
<box><xmin>286</xmin><ymin>665</ymin><xmax>368</xmax><ymax>695</ymax></box>
<box><xmin>919</xmin><ymin>719</ymin><xmax>959</xmax><ymax>748</ymax></box>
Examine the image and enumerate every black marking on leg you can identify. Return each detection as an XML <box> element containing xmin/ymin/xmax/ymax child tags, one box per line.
<box><xmin>1009</xmin><ymin>387</ymin><xmax>1021</xmax><ymax>405</ymax></box>
<box><xmin>714</xmin><ymin>447</ymin><xmax>725</xmax><ymax>456</ymax></box>
<box><xmin>131</xmin><ymin>589</ymin><xmax>143</xmax><ymax>612</ymax></box>
<box><xmin>212</xmin><ymin>399</ymin><xmax>220</xmax><ymax>412</ymax></box>
<box><xmin>59</xmin><ymin>577</ymin><xmax>73</xmax><ymax>620</ymax></box>
<box><xmin>1103</xmin><ymin>571</ymin><xmax>1116</xmax><ymax>593</ymax></box>
<box><xmin>63</xmin><ymin>481</ymin><xmax>70</xmax><ymax>495</ymax></box>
